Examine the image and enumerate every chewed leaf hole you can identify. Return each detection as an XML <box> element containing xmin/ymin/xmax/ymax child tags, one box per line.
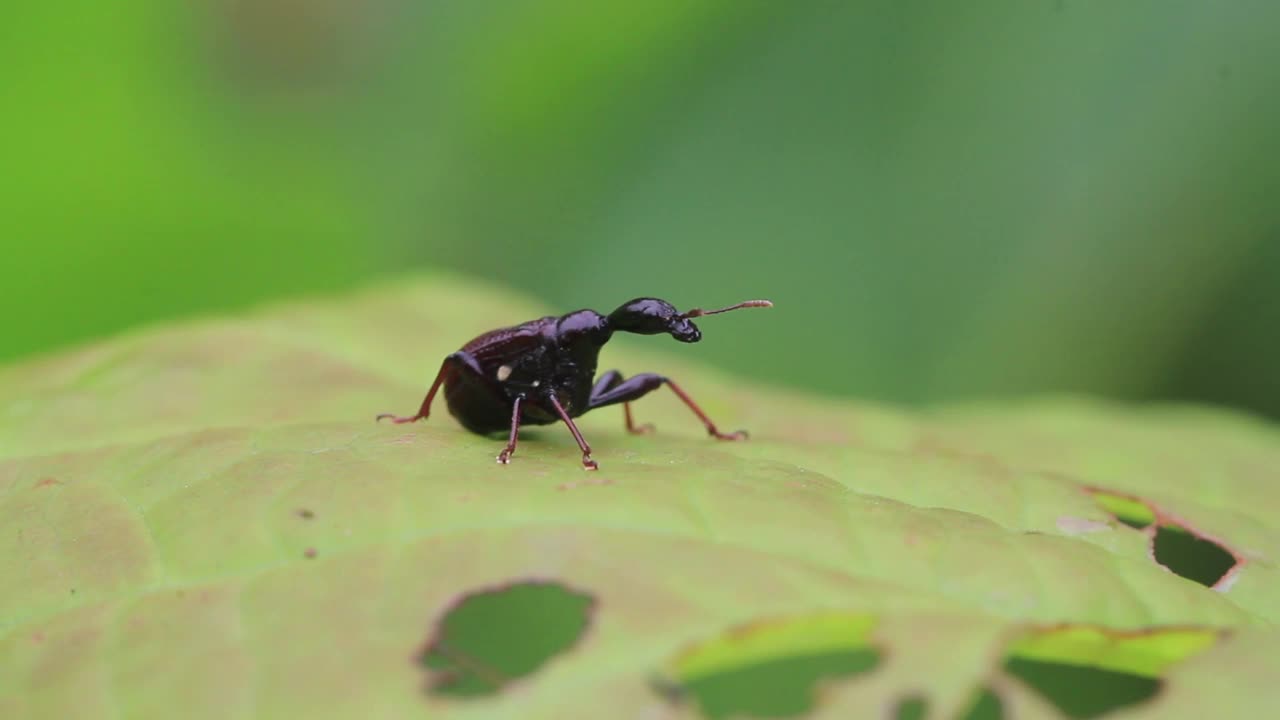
<box><xmin>1004</xmin><ymin>624</ymin><xmax>1221</xmax><ymax>718</ymax></box>
<box><xmin>1005</xmin><ymin>659</ymin><xmax>1158</xmax><ymax>718</ymax></box>
<box><xmin>893</xmin><ymin>695</ymin><xmax>928</xmax><ymax>720</ymax></box>
<box><xmin>680</xmin><ymin>650</ymin><xmax>879</xmax><ymax>719</ymax></box>
<box><xmin>1084</xmin><ymin>487</ymin><xmax>1242</xmax><ymax>588</ymax></box>
<box><xmin>1153</xmin><ymin>525</ymin><xmax>1237</xmax><ymax>588</ymax></box>
<box><xmin>958</xmin><ymin>687</ymin><xmax>1004</xmax><ymax>720</ymax></box>
<box><xmin>656</xmin><ymin>612</ymin><xmax>881</xmax><ymax>719</ymax></box>
<box><xmin>419</xmin><ymin>579</ymin><xmax>595</xmax><ymax>697</ymax></box>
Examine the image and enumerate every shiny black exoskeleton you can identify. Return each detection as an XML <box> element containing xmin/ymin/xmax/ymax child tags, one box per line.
<box><xmin>377</xmin><ymin>297</ymin><xmax>772</xmax><ymax>470</ymax></box>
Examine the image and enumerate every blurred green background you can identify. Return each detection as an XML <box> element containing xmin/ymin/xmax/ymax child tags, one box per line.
<box><xmin>4</xmin><ymin>1</ymin><xmax>1279</xmax><ymax>416</ymax></box>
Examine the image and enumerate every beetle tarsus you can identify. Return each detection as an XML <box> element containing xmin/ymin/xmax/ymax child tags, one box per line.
<box><xmin>712</xmin><ymin>429</ymin><xmax>749</xmax><ymax>441</ymax></box>
<box><xmin>496</xmin><ymin>396</ymin><xmax>523</xmax><ymax>465</ymax></box>
<box><xmin>623</xmin><ymin>403</ymin><xmax>656</xmax><ymax>435</ymax></box>
<box><xmin>549</xmin><ymin>393</ymin><xmax>601</xmax><ymax>471</ymax></box>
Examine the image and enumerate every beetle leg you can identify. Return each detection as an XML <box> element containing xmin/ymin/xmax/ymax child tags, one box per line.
<box><xmin>590</xmin><ymin>370</ymin><xmax>654</xmax><ymax>434</ymax></box>
<box><xmin>496</xmin><ymin>396</ymin><xmax>524</xmax><ymax>465</ymax></box>
<box><xmin>376</xmin><ymin>352</ymin><xmax>479</xmax><ymax>424</ymax></box>
<box><xmin>546</xmin><ymin>394</ymin><xmax>599</xmax><ymax>471</ymax></box>
<box><xmin>590</xmin><ymin>370</ymin><xmax>623</xmax><ymax>397</ymax></box>
<box><xmin>587</xmin><ymin>373</ymin><xmax>747</xmax><ymax>441</ymax></box>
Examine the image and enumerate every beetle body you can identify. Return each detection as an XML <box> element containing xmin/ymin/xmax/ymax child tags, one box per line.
<box><xmin>446</xmin><ymin>311</ymin><xmax>606</xmax><ymax>434</ymax></box>
<box><xmin>378</xmin><ymin>297</ymin><xmax>770</xmax><ymax>470</ymax></box>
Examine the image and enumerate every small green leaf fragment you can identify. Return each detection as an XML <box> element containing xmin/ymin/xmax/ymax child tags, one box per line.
<box><xmin>660</xmin><ymin>612</ymin><xmax>881</xmax><ymax>719</ymax></box>
<box><xmin>1008</xmin><ymin>625</ymin><xmax>1219</xmax><ymax>677</ymax></box>
<box><xmin>1089</xmin><ymin>491</ymin><xmax>1156</xmax><ymax>529</ymax></box>
<box><xmin>670</xmin><ymin>611</ymin><xmax>878</xmax><ymax>682</ymax></box>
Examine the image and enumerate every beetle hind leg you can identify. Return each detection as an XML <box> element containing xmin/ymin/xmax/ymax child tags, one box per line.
<box><xmin>375</xmin><ymin>352</ymin><xmax>479</xmax><ymax>425</ymax></box>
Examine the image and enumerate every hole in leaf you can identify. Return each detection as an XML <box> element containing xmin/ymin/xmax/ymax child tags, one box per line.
<box><xmin>419</xmin><ymin>579</ymin><xmax>595</xmax><ymax>697</ymax></box>
<box><xmin>681</xmin><ymin>650</ymin><xmax>880</xmax><ymax>719</ymax></box>
<box><xmin>1085</xmin><ymin>487</ymin><xmax>1243</xmax><ymax>588</ymax></box>
<box><xmin>893</xmin><ymin>694</ymin><xmax>928</xmax><ymax>720</ymax></box>
<box><xmin>1004</xmin><ymin>658</ymin><xmax>1159</xmax><ymax>719</ymax></box>
<box><xmin>657</xmin><ymin>612</ymin><xmax>882</xmax><ymax>719</ymax></box>
<box><xmin>958</xmin><ymin>687</ymin><xmax>1004</xmax><ymax>720</ymax></box>
<box><xmin>1088</xmin><ymin>490</ymin><xmax>1155</xmax><ymax>529</ymax></box>
<box><xmin>1004</xmin><ymin>624</ymin><xmax>1221</xmax><ymax>719</ymax></box>
<box><xmin>1157</xmin><ymin>525</ymin><xmax>1233</xmax><ymax>586</ymax></box>
<box><xmin>1152</xmin><ymin>524</ymin><xmax>1237</xmax><ymax>587</ymax></box>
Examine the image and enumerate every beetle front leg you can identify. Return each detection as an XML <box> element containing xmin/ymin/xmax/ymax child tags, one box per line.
<box><xmin>496</xmin><ymin>396</ymin><xmax>524</xmax><ymax>465</ymax></box>
<box><xmin>547</xmin><ymin>394</ymin><xmax>599</xmax><ymax>471</ymax></box>
<box><xmin>588</xmin><ymin>373</ymin><xmax>747</xmax><ymax>441</ymax></box>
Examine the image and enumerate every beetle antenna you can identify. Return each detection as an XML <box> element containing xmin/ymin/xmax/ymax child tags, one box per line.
<box><xmin>680</xmin><ymin>299</ymin><xmax>773</xmax><ymax>319</ymax></box>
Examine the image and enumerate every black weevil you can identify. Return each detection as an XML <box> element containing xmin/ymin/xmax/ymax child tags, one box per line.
<box><xmin>376</xmin><ymin>297</ymin><xmax>772</xmax><ymax>470</ymax></box>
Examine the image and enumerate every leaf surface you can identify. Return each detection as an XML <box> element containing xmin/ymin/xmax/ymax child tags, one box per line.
<box><xmin>2</xmin><ymin>275</ymin><xmax>1277</xmax><ymax>719</ymax></box>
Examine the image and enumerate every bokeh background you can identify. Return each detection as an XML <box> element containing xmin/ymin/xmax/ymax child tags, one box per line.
<box><xmin>5</xmin><ymin>1</ymin><xmax>1279</xmax><ymax>416</ymax></box>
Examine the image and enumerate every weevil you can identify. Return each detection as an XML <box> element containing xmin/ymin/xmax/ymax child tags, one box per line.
<box><xmin>376</xmin><ymin>297</ymin><xmax>772</xmax><ymax>470</ymax></box>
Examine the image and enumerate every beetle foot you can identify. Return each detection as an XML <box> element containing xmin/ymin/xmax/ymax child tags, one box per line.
<box><xmin>628</xmin><ymin>423</ymin><xmax>657</xmax><ymax>435</ymax></box>
<box><xmin>581</xmin><ymin>455</ymin><xmax>599</xmax><ymax>471</ymax></box>
<box><xmin>711</xmin><ymin>429</ymin><xmax>749</xmax><ymax>441</ymax></box>
<box><xmin>496</xmin><ymin>450</ymin><xmax>514</xmax><ymax>464</ymax></box>
<box><xmin>376</xmin><ymin>413</ymin><xmax>425</xmax><ymax>425</ymax></box>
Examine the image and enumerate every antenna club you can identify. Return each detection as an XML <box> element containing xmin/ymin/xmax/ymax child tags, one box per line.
<box><xmin>680</xmin><ymin>299</ymin><xmax>774</xmax><ymax>319</ymax></box>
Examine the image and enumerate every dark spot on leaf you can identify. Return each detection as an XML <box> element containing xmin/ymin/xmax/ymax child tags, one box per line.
<box><xmin>303</xmin><ymin>547</ymin><xmax>317</xmax><ymax>558</ymax></box>
<box><xmin>958</xmin><ymin>687</ymin><xmax>1004</xmax><ymax>720</ymax></box>
<box><xmin>678</xmin><ymin>649</ymin><xmax>881</xmax><ymax>719</ymax></box>
<box><xmin>69</xmin><ymin>588</ymin><xmax>76</xmax><ymax>595</ymax></box>
<box><xmin>33</xmin><ymin>477</ymin><xmax>62</xmax><ymax>489</ymax></box>
<box><xmin>1153</xmin><ymin>525</ymin><xmax>1236</xmax><ymax>587</ymax></box>
<box><xmin>297</xmin><ymin>508</ymin><xmax>315</xmax><ymax>520</ymax></box>
<box><xmin>1005</xmin><ymin>657</ymin><xmax>1160</xmax><ymax>718</ymax></box>
<box><xmin>420</xmin><ymin>579</ymin><xmax>595</xmax><ymax>697</ymax></box>
<box><xmin>893</xmin><ymin>694</ymin><xmax>928</xmax><ymax>720</ymax></box>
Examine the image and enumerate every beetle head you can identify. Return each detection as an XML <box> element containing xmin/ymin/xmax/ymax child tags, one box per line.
<box><xmin>608</xmin><ymin>298</ymin><xmax>702</xmax><ymax>343</ymax></box>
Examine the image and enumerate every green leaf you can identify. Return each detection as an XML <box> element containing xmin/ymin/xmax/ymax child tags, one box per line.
<box><xmin>1</xmin><ymin>275</ymin><xmax>1278</xmax><ymax>719</ymax></box>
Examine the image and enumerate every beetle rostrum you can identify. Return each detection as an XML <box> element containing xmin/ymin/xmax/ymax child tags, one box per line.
<box><xmin>376</xmin><ymin>297</ymin><xmax>773</xmax><ymax>470</ymax></box>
